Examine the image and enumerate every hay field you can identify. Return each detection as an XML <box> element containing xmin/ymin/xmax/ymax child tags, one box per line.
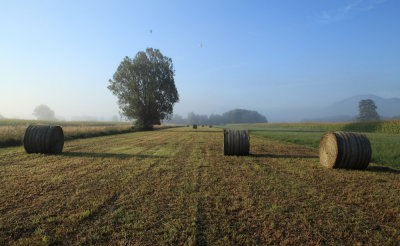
<box><xmin>1</xmin><ymin>127</ymin><xmax>399</xmax><ymax>245</ymax></box>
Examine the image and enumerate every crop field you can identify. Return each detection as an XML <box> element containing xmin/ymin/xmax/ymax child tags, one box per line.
<box><xmin>1</xmin><ymin>126</ymin><xmax>399</xmax><ymax>245</ymax></box>
<box><xmin>0</xmin><ymin>119</ymin><xmax>134</xmax><ymax>127</ymax></box>
<box><xmin>228</xmin><ymin>120</ymin><xmax>400</xmax><ymax>134</ymax></box>
<box><xmin>0</xmin><ymin>119</ymin><xmax>135</xmax><ymax>148</ymax></box>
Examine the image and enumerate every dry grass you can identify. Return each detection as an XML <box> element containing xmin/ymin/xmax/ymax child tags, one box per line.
<box><xmin>0</xmin><ymin>125</ymin><xmax>134</xmax><ymax>148</ymax></box>
<box><xmin>0</xmin><ymin>126</ymin><xmax>26</xmax><ymax>147</ymax></box>
<box><xmin>0</xmin><ymin>127</ymin><xmax>399</xmax><ymax>245</ymax></box>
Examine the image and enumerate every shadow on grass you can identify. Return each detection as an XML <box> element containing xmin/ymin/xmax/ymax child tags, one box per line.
<box><xmin>62</xmin><ymin>152</ymin><xmax>167</xmax><ymax>159</ymax></box>
<box><xmin>366</xmin><ymin>165</ymin><xmax>400</xmax><ymax>174</ymax></box>
<box><xmin>251</xmin><ymin>153</ymin><xmax>319</xmax><ymax>159</ymax></box>
<box><xmin>0</xmin><ymin>139</ymin><xmax>22</xmax><ymax>148</ymax></box>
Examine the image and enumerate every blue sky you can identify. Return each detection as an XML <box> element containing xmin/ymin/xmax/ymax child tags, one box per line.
<box><xmin>0</xmin><ymin>0</ymin><xmax>399</xmax><ymax>121</ymax></box>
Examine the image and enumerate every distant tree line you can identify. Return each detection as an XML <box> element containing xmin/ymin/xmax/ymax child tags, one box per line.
<box><xmin>165</xmin><ymin>109</ymin><xmax>267</xmax><ymax>125</ymax></box>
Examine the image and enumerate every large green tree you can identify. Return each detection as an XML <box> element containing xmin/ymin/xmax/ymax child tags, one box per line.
<box><xmin>357</xmin><ymin>99</ymin><xmax>380</xmax><ymax>121</ymax></box>
<box><xmin>108</xmin><ymin>48</ymin><xmax>179</xmax><ymax>129</ymax></box>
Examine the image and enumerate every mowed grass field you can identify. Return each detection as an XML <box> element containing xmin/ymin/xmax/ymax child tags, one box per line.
<box><xmin>1</xmin><ymin>127</ymin><xmax>400</xmax><ymax>245</ymax></box>
<box><xmin>224</xmin><ymin>122</ymin><xmax>400</xmax><ymax>168</ymax></box>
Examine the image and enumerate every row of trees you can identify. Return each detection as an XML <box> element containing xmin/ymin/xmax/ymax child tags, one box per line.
<box><xmin>9</xmin><ymin>49</ymin><xmax>381</xmax><ymax>126</ymax></box>
<box><xmin>25</xmin><ymin>99</ymin><xmax>383</xmax><ymax>123</ymax></box>
<box><xmin>106</xmin><ymin>48</ymin><xmax>385</xmax><ymax>127</ymax></box>
<box><xmin>107</xmin><ymin>48</ymin><xmax>270</xmax><ymax>128</ymax></box>
<box><xmin>166</xmin><ymin>109</ymin><xmax>268</xmax><ymax>125</ymax></box>
<box><xmin>30</xmin><ymin>105</ymin><xmax>121</xmax><ymax>122</ymax></box>
<box><xmin>0</xmin><ymin>105</ymin><xmax>58</xmax><ymax>121</ymax></box>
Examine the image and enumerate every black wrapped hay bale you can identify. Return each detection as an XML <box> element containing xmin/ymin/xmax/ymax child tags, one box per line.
<box><xmin>24</xmin><ymin>125</ymin><xmax>64</xmax><ymax>154</ymax></box>
<box><xmin>193</xmin><ymin>124</ymin><xmax>197</xmax><ymax>129</ymax></box>
<box><xmin>224</xmin><ymin>129</ymin><xmax>249</xmax><ymax>156</ymax></box>
<box><xmin>319</xmin><ymin>131</ymin><xmax>371</xmax><ymax>169</ymax></box>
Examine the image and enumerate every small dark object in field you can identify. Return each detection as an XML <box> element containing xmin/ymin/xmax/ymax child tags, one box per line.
<box><xmin>193</xmin><ymin>124</ymin><xmax>197</xmax><ymax>129</ymax></box>
<box><xmin>201</xmin><ymin>125</ymin><xmax>204</xmax><ymax>127</ymax></box>
<box><xmin>186</xmin><ymin>125</ymin><xmax>189</xmax><ymax>127</ymax></box>
<box><xmin>24</xmin><ymin>125</ymin><xmax>64</xmax><ymax>154</ymax></box>
<box><xmin>319</xmin><ymin>131</ymin><xmax>371</xmax><ymax>169</ymax></box>
<box><xmin>224</xmin><ymin>129</ymin><xmax>249</xmax><ymax>156</ymax></box>
<box><xmin>209</xmin><ymin>125</ymin><xmax>213</xmax><ymax>128</ymax></box>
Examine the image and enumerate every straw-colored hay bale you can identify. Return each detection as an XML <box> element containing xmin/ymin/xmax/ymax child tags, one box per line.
<box><xmin>319</xmin><ymin>131</ymin><xmax>371</xmax><ymax>169</ymax></box>
<box><xmin>24</xmin><ymin>125</ymin><xmax>64</xmax><ymax>154</ymax></box>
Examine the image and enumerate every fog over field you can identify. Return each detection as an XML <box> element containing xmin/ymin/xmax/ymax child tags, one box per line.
<box><xmin>1</xmin><ymin>0</ymin><xmax>399</xmax><ymax>122</ymax></box>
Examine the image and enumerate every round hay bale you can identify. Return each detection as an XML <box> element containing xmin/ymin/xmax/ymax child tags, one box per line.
<box><xmin>319</xmin><ymin>131</ymin><xmax>371</xmax><ymax>169</ymax></box>
<box><xmin>223</xmin><ymin>129</ymin><xmax>249</xmax><ymax>156</ymax></box>
<box><xmin>193</xmin><ymin>124</ymin><xmax>197</xmax><ymax>129</ymax></box>
<box><xmin>24</xmin><ymin>125</ymin><xmax>64</xmax><ymax>154</ymax></box>
<box><xmin>209</xmin><ymin>125</ymin><xmax>213</xmax><ymax>128</ymax></box>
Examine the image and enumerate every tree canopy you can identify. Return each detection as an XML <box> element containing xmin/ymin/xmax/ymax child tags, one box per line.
<box><xmin>358</xmin><ymin>99</ymin><xmax>380</xmax><ymax>121</ymax></box>
<box><xmin>108</xmin><ymin>48</ymin><xmax>179</xmax><ymax>129</ymax></box>
<box><xmin>33</xmin><ymin>104</ymin><xmax>57</xmax><ymax>121</ymax></box>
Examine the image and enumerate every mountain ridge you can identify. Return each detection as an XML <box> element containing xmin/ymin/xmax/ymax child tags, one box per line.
<box><xmin>326</xmin><ymin>94</ymin><xmax>400</xmax><ymax>117</ymax></box>
<box><xmin>266</xmin><ymin>94</ymin><xmax>400</xmax><ymax>122</ymax></box>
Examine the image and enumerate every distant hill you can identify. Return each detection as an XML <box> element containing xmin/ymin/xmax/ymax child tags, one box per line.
<box><xmin>326</xmin><ymin>94</ymin><xmax>400</xmax><ymax>117</ymax></box>
<box><xmin>301</xmin><ymin>94</ymin><xmax>400</xmax><ymax>122</ymax></box>
<box><xmin>267</xmin><ymin>94</ymin><xmax>400</xmax><ymax>123</ymax></box>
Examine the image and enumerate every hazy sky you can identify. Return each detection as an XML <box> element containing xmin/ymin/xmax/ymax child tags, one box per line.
<box><xmin>1</xmin><ymin>0</ymin><xmax>399</xmax><ymax>121</ymax></box>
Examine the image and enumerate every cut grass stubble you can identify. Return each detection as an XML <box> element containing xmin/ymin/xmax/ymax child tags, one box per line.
<box><xmin>0</xmin><ymin>127</ymin><xmax>399</xmax><ymax>245</ymax></box>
